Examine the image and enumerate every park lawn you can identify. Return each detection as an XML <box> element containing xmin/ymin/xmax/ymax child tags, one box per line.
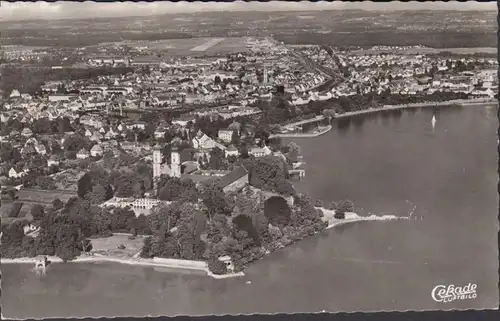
<box><xmin>89</xmin><ymin>234</ymin><xmax>145</xmax><ymax>258</ymax></box>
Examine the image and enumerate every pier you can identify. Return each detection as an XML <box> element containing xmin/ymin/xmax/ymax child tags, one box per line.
<box><xmin>289</xmin><ymin>169</ymin><xmax>306</xmax><ymax>179</ymax></box>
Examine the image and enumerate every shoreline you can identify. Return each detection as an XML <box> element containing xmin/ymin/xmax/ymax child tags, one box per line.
<box><xmin>0</xmin><ymin>254</ymin><xmax>245</xmax><ymax>280</ymax></box>
<box><xmin>335</xmin><ymin>98</ymin><xmax>497</xmax><ymax>120</ymax></box>
<box><xmin>1</xmin><ymin>209</ymin><xmax>404</xmax><ymax>277</ymax></box>
<box><xmin>317</xmin><ymin>207</ymin><xmax>404</xmax><ymax>230</ymax></box>
<box><xmin>276</xmin><ymin>98</ymin><xmax>496</xmax><ymax>139</ymax></box>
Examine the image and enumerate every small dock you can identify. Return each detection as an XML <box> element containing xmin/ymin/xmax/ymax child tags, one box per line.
<box><xmin>289</xmin><ymin>169</ymin><xmax>306</xmax><ymax>179</ymax></box>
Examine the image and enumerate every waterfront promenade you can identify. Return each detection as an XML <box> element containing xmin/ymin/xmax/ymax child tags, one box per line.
<box><xmin>275</xmin><ymin>98</ymin><xmax>496</xmax><ymax>139</ymax></box>
<box><xmin>335</xmin><ymin>98</ymin><xmax>497</xmax><ymax>119</ymax></box>
<box><xmin>0</xmin><ymin>255</ymin><xmax>245</xmax><ymax>279</ymax></box>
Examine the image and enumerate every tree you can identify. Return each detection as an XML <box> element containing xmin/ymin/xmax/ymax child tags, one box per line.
<box><xmin>125</xmin><ymin>129</ymin><xmax>136</xmax><ymax>142</ymax></box>
<box><xmin>268</xmin><ymin>137</ymin><xmax>282</xmax><ymax>152</ymax></box>
<box><xmin>249</xmin><ymin>156</ymin><xmax>290</xmax><ymax>194</ymax></box>
<box><xmin>77</xmin><ymin>173</ymin><xmax>93</xmax><ymax>199</ymax></box>
<box><xmin>63</xmin><ymin>134</ymin><xmax>88</xmax><ymax>152</ymax></box>
<box><xmin>322</xmin><ymin>109</ymin><xmax>337</xmax><ymax>124</ymax></box>
<box><xmin>231</xmin><ymin>130</ymin><xmax>240</xmax><ymax>146</ymax></box>
<box><xmin>147</xmin><ymin>203</ymin><xmax>179</xmax><ymax>235</ymax></box>
<box><xmin>209</xmin><ymin>147</ymin><xmax>226</xmax><ymax>170</ymax></box>
<box><xmin>286</xmin><ymin>142</ymin><xmax>301</xmax><ymax>163</ymax></box>
<box><xmin>30</xmin><ymin>204</ymin><xmax>45</xmax><ymax>222</ymax></box>
<box><xmin>157</xmin><ymin>176</ymin><xmax>197</xmax><ymax>201</ymax></box>
<box><xmin>263</xmin><ymin>196</ymin><xmax>291</xmax><ymax>227</ymax></box>
<box><xmin>52</xmin><ymin>198</ymin><xmax>64</xmax><ymax>210</ymax></box>
<box><xmin>57</xmin><ymin>117</ymin><xmax>73</xmax><ymax>133</ymax></box>
<box><xmin>114</xmin><ymin>174</ymin><xmax>135</xmax><ymax>198</ymax></box>
<box><xmin>176</xmin><ymin>203</ymin><xmax>207</xmax><ymax>259</ymax></box>
<box><xmin>201</xmin><ymin>179</ymin><xmax>230</xmax><ymax>219</ymax></box>
<box><xmin>207</xmin><ymin>258</ymin><xmax>228</xmax><ymax>275</ymax></box>
<box><xmin>315</xmin><ymin>200</ymin><xmax>324</xmax><ymax>207</ymax></box>
<box><xmin>35</xmin><ymin>175</ymin><xmax>57</xmax><ymax>190</ymax></box>
<box><xmin>31</xmin><ymin>117</ymin><xmax>53</xmax><ymax>134</ymax></box>
<box><xmin>336</xmin><ymin>200</ymin><xmax>354</xmax><ymax>213</ymax></box>
<box><xmin>110</xmin><ymin>207</ymin><xmax>136</xmax><ymax>232</ymax></box>
<box><xmin>136</xmin><ymin>163</ymin><xmax>153</xmax><ymax>190</ymax></box>
<box><xmin>232</xmin><ymin>214</ymin><xmax>260</xmax><ymax>245</ymax></box>
<box><xmin>87</xmin><ymin>184</ymin><xmax>113</xmax><ymax>204</ymax></box>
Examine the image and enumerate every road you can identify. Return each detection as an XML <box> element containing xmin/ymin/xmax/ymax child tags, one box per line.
<box><xmin>288</xmin><ymin>46</ymin><xmax>348</xmax><ymax>95</ymax></box>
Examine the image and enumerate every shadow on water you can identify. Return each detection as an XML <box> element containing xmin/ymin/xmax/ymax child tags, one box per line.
<box><xmin>389</xmin><ymin>108</ymin><xmax>403</xmax><ymax>121</ymax></box>
<box><xmin>352</xmin><ymin>115</ymin><xmax>365</xmax><ymax>131</ymax></box>
<box><xmin>406</xmin><ymin>107</ymin><xmax>418</xmax><ymax>115</ymax></box>
<box><xmin>41</xmin><ymin>264</ymin><xmax>92</xmax><ymax>292</ymax></box>
<box><xmin>379</xmin><ymin>109</ymin><xmax>392</xmax><ymax>126</ymax></box>
<box><xmin>335</xmin><ymin>118</ymin><xmax>352</xmax><ymax>136</ymax></box>
<box><xmin>332</xmin><ymin>222</ymin><xmax>360</xmax><ymax>235</ymax></box>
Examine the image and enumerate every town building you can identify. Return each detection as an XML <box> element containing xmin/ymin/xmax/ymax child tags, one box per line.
<box><xmin>218</xmin><ymin>129</ymin><xmax>233</xmax><ymax>143</ymax></box>
<box><xmin>90</xmin><ymin>145</ymin><xmax>104</xmax><ymax>157</ymax></box>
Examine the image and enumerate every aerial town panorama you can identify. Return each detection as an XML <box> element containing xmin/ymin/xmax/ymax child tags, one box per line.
<box><xmin>0</xmin><ymin>1</ymin><xmax>498</xmax><ymax>318</ymax></box>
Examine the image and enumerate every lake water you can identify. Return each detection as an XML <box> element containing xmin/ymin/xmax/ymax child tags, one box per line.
<box><xmin>2</xmin><ymin>105</ymin><xmax>499</xmax><ymax>318</ymax></box>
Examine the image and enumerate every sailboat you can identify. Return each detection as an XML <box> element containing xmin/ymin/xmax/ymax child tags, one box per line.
<box><xmin>431</xmin><ymin>115</ymin><xmax>436</xmax><ymax>127</ymax></box>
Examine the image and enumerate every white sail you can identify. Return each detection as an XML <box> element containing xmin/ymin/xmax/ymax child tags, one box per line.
<box><xmin>431</xmin><ymin>115</ymin><xmax>436</xmax><ymax>126</ymax></box>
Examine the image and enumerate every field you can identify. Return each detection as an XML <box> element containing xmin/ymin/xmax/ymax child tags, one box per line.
<box><xmin>14</xmin><ymin>188</ymin><xmax>77</xmax><ymax>204</ymax></box>
<box><xmin>0</xmin><ymin>201</ymin><xmax>34</xmax><ymax>223</ymax></box>
<box><xmin>90</xmin><ymin>234</ymin><xmax>145</xmax><ymax>258</ymax></box>
<box><xmin>120</xmin><ymin>37</ymin><xmax>252</xmax><ymax>56</ymax></box>
<box><xmin>0</xmin><ymin>188</ymin><xmax>77</xmax><ymax>224</ymax></box>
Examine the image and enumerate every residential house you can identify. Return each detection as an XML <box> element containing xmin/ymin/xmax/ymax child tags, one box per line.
<box><xmin>172</xmin><ymin>116</ymin><xmax>196</xmax><ymax>127</ymax></box>
<box><xmin>154</xmin><ymin>127</ymin><xmax>167</xmax><ymax>140</ymax></box>
<box><xmin>220</xmin><ymin>166</ymin><xmax>249</xmax><ymax>194</ymax></box>
<box><xmin>129</xmin><ymin>121</ymin><xmax>147</xmax><ymax>131</ymax></box>
<box><xmin>9</xmin><ymin>89</ymin><xmax>21</xmax><ymax>99</ymax></box>
<box><xmin>35</xmin><ymin>143</ymin><xmax>47</xmax><ymax>155</ymax></box>
<box><xmin>249</xmin><ymin>146</ymin><xmax>272</xmax><ymax>158</ymax></box>
<box><xmin>104</xmin><ymin>129</ymin><xmax>117</xmax><ymax>140</ymax></box>
<box><xmin>21</xmin><ymin>144</ymin><xmax>36</xmax><ymax>156</ymax></box>
<box><xmin>48</xmin><ymin>94</ymin><xmax>76</xmax><ymax>102</ymax></box>
<box><xmin>0</xmin><ymin>113</ymin><xmax>10</xmax><ymax>122</ymax></box>
<box><xmin>9</xmin><ymin>167</ymin><xmax>28</xmax><ymax>178</ymax></box>
<box><xmin>225</xmin><ymin>145</ymin><xmax>240</xmax><ymax>158</ymax></box>
<box><xmin>76</xmin><ymin>148</ymin><xmax>90</xmax><ymax>159</ymax></box>
<box><xmin>21</xmin><ymin>127</ymin><xmax>33</xmax><ymax>138</ymax></box>
<box><xmin>192</xmin><ymin>130</ymin><xmax>227</xmax><ymax>151</ymax></box>
<box><xmin>90</xmin><ymin>131</ymin><xmax>104</xmax><ymax>142</ymax></box>
<box><xmin>90</xmin><ymin>145</ymin><xmax>104</xmax><ymax>157</ymax></box>
<box><xmin>47</xmin><ymin>155</ymin><xmax>60</xmax><ymax>167</ymax></box>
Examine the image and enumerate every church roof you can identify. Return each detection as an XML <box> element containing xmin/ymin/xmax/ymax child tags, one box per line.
<box><xmin>219</xmin><ymin>166</ymin><xmax>248</xmax><ymax>189</ymax></box>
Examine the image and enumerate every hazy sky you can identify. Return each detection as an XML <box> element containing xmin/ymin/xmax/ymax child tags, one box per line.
<box><xmin>0</xmin><ymin>1</ymin><xmax>496</xmax><ymax>21</ymax></box>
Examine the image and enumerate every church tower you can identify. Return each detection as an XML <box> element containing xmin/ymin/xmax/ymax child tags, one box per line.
<box><xmin>170</xmin><ymin>145</ymin><xmax>181</xmax><ymax>178</ymax></box>
<box><xmin>153</xmin><ymin>143</ymin><xmax>163</xmax><ymax>180</ymax></box>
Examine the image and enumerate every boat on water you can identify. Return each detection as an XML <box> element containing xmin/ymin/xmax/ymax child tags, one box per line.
<box><xmin>431</xmin><ymin>115</ymin><xmax>436</xmax><ymax>126</ymax></box>
<box><xmin>34</xmin><ymin>256</ymin><xmax>48</xmax><ymax>275</ymax></box>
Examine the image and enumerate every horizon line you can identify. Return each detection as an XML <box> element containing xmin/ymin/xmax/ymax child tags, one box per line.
<box><xmin>0</xmin><ymin>1</ymin><xmax>496</xmax><ymax>22</ymax></box>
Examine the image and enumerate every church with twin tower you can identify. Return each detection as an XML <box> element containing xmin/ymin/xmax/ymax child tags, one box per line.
<box><xmin>152</xmin><ymin>143</ymin><xmax>181</xmax><ymax>190</ymax></box>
